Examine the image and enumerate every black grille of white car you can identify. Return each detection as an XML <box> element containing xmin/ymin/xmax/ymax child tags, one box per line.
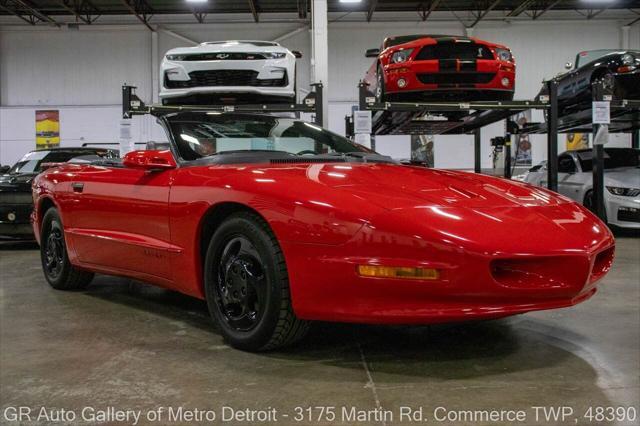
<box><xmin>165</xmin><ymin>70</ymin><xmax>288</xmax><ymax>88</ymax></box>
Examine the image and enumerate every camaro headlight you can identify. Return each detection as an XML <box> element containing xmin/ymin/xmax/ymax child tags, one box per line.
<box><xmin>391</xmin><ymin>49</ymin><xmax>414</xmax><ymax>64</ymax></box>
<box><xmin>495</xmin><ymin>48</ymin><xmax>513</xmax><ymax>62</ymax></box>
<box><xmin>622</xmin><ymin>53</ymin><xmax>635</xmax><ymax>65</ymax></box>
<box><xmin>264</xmin><ymin>52</ymin><xmax>287</xmax><ymax>59</ymax></box>
<box><xmin>166</xmin><ymin>54</ymin><xmax>187</xmax><ymax>61</ymax></box>
<box><xmin>606</xmin><ymin>186</ymin><xmax>640</xmax><ymax>197</ymax></box>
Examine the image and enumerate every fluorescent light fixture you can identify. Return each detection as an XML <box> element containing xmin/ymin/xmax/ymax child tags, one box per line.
<box><xmin>339</xmin><ymin>0</ymin><xmax>362</xmax><ymax>3</ymax></box>
<box><xmin>186</xmin><ymin>0</ymin><xmax>207</xmax><ymax>3</ymax></box>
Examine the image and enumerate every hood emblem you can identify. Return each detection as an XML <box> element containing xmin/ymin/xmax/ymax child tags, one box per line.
<box><xmin>216</xmin><ymin>53</ymin><xmax>230</xmax><ymax>59</ymax></box>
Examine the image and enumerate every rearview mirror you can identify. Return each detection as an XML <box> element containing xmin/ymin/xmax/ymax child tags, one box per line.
<box><xmin>292</xmin><ymin>50</ymin><xmax>303</xmax><ymax>58</ymax></box>
<box><xmin>123</xmin><ymin>150</ymin><xmax>176</xmax><ymax>171</ymax></box>
<box><xmin>365</xmin><ymin>48</ymin><xmax>380</xmax><ymax>58</ymax></box>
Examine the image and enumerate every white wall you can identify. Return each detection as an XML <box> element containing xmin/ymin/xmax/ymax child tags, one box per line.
<box><xmin>1</xmin><ymin>18</ymin><xmax>638</xmax><ymax>166</ymax></box>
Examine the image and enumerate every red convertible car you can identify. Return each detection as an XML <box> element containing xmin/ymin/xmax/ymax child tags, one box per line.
<box><xmin>364</xmin><ymin>34</ymin><xmax>516</xmax><ymax>102</ymax></box>
<box><xmin>32</xmin><ymin>113</ymin><xmax>614</xmax><ymax>351</ymax></box>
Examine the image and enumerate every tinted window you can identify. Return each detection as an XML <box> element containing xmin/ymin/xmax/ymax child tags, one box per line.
<box><xmin>576</xmin><ymin>148</ymin><xmax>640</xmax><ymax>171</ymax></box>
<box><xmin>166</xmin><ymin>114</ymin><xmax>367</xmax><ymax>162</ymax></box>
<box><xmin>558</xmin><ymin>155</ymin><xmax>577</xmax><ymax>173</ymax></box>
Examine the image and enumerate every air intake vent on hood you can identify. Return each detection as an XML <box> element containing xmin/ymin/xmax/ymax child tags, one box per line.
<box><xmin>270</xmin><ymin>158</ymin><xmax>347</xmax><ymax>164</ymax></box>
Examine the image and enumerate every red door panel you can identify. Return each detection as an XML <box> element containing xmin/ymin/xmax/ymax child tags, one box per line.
<box><xmin>64</xmin><ymin>165</ymin><xmax>175</xmax><ymax>282</ymax></box>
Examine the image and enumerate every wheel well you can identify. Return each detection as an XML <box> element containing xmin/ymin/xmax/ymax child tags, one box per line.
<box><xmin>590</xmin><ymin>67</ymin><xmax>609</xmax><ymax>83</ymax></box>
<box><xmin>39</xmin><ymin>197</ymin><xmax>55</xmax><ymax>223</ymax></box>
<box><xmin>198</xmin><ymin>202</ymin><xmax>262</xmax><ymax>274</ymax></box>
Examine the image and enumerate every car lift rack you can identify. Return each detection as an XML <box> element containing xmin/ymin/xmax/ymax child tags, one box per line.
<box><xmin>122</xmin><ymin>83</ymin><xmax>324</xmax><ymax>126</ymax></box>
<box><xmin>352</xmin><ymin>80</ymin><xmax>640</xmax><ymax>223</ymax></box>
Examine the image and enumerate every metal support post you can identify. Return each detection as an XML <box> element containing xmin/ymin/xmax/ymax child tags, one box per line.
<box><xmin>632</xmin><ymin>129</ymin><xmax>639</xmax><ymax>149</ymax></box>
<box><xmin>312</xmin><ymin>83</ymin><xmax>323</xmax><ymax>126</ymax></box>
<box><xmin>592</xmin><ymin>82</ymin><xmax>606</xmax><ymax>220</ymax></box>
<box><xmin>546</xmin><ymin>80</ymin><xmax>559</xmax><ymax>191</ymax></box>
<box><xmin>474</xmin><ymin>128</ymin><xmax>481</xmax><ymax>173</ymax></box>
<box><xmin>504</xmin><ymin>134</ymin><xmax>512</xmax><ymax>179</ymax></box>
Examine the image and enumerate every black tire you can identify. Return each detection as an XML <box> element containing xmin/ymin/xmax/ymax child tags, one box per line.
<box><xmin>375</xmin><ymin>63</ymin><xmax>386</xmax><ymax>103</ymax></box>
<box><xmin>40</xmin><ymin>208</ymin><xmax>94</xmax><ymax>290</ymax></box>
<box><xmin>204</xmin><ymin>211</ymin><xmax>309</xmax><ymax>351</ymax></box>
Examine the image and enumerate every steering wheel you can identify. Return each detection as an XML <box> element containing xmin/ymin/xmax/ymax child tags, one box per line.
<box><xmin>296</xmin><ymin>150</ymin><xmax>317</xmax><ymax>156</ymax></box>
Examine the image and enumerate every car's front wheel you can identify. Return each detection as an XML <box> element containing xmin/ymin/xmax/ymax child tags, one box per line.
<box><xmin>204</xmin><ymin>211</ymin><xmax>309</xmax><ymax>351</ymax></box>
<box><xmin>40</xmin><ymin>208</ymin><xmax>94</xmax><ymax>290</ymax></box>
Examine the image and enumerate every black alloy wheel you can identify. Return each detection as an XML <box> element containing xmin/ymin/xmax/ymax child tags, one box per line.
<box><xmin>204</xmin><ymin>211</ymin><xmax>309</xmax><ymax>351</ymax></box>
<box><xmin>40</xmin><ymin>208</ymin><xmax>94</xmax><ymax>290</ymax></box>
<box><xmin>215</xmin><ymin>235</ymin><xmax>266</xmax><ymax>332</ymax></box>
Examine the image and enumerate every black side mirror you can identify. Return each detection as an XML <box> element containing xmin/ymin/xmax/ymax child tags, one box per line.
<box><xmin>0</xmin><ymin>165</ymin><xmax>9</xmax><ymax>174</ymax></box>
<box><xmin>365</xmin><ymin>48</ymin><xmax>380</xmax><ymax>58</ymax></box>
<box><xmin>292</xmin><ymin>51</ymin><xmax>303</xmax><ymax>58</ymax></box>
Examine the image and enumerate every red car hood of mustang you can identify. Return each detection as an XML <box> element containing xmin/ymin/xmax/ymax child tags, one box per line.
<box><xmin>246</xmin><ymin>162</ymin><xmax>569</xmax><ymax>211</ymax></box>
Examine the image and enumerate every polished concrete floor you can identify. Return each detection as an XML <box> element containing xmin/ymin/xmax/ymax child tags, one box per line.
<box><xmin>1</xmin><ymin>237</ymin><xmax>638</xmax><ymax>426</ymax></box>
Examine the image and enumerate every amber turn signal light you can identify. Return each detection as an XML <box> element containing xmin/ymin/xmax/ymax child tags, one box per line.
<box><xmin>357</xmin><ymin>265</ymin><xmax>440</xmax><ymax>280</ymax></box>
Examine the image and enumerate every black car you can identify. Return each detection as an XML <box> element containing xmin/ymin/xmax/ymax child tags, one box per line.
<box><xmin>539</xmin><ymin>49</ymin><xmax>640</xmax><ymax>115</ymax></box>
<box><xmin>0</xmin><ymin>147</ymin><xmax>117</xmax><ymax>240</ymax></box>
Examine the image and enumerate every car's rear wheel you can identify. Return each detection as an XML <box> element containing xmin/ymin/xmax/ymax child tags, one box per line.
<box><xmin>204</xmin><ymin>211</ymin><xmax>309</xmax><ymax>351</ymax></box>
<box><xmin>375</xmin><ymin>64</ymin><xmax>386</xmax><ymax>103</ymax></box>
<box><xmin>40</xmin><ymin>208</ymin><xmax>94</xmax><ymax>290</ymax></box>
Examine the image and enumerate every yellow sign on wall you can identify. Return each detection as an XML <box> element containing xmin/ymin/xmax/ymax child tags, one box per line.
<box><xmin>36</xmin><ymin>110</ymin><xmax>60</xmax><ymax>148</ymax></box>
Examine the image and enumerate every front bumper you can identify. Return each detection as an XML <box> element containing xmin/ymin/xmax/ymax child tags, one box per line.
<box><xmin>281</xmin><ymin>204</ymin><xmax>614</xmax><ymax>324</ymax></box>
<box><xmin>159</xmin><ymin>58</ymin><xmax>295</xmax><ymax>100</ymax></box>
<box><xmin>0</xmin><ymin>200</ymin><xmax>33</xmax><ymax>239</ymax></box>
<box><xmin>606</xmin><ymin>194</ymin><xmax>640</xmax><ymax>229</ymax></box>
<box><xmin>384</xmin><ymin>59</ymin><xmax>515</xmax><ymax>100</ymax></box>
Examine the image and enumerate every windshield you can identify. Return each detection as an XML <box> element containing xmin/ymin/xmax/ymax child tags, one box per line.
<box><xmin>9</xmin><ymin>149</ymin><xmax>113</xmax><ymax>174</ymax></box>
<box><xmin>167</xmin><ymin>113</ymin><xmax>368</xmax><ymax>162</ymax></box>
<box><xmin>575</xmin><ymin>50</ymin><xmax>620</xmax><ymax>68</ymax></box>
<box><xmin>576</xmin><ymin>148</ymin><xmax>640</xmax><ymax>172</ymax></box>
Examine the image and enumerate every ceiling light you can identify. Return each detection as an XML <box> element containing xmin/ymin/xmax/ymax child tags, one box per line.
<box><xmin>339</xmin><ymin>0</ymin><xmax>362</xmax><ymax>3</ymax></box>
<box><xmin>186</xmin><ymin>0</ymin><xmax>207</xmax><ymax>3</ymax></box>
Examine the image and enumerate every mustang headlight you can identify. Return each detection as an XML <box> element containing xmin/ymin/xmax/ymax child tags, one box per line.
<box><xmin>606</xmin><ymin>186</ymin><xmax>640</xmax><ymax>197</ymax></box>
<box><xmin>264</xmin><ymin>52</ymin><xmax>287</xmax><ymax>59</ymax></box>
<box><xmin>495</xmin><ymin>48</ymin><xmax>513</xmax><ymax>62</ymax></box>
<box><xmin>391</xmin><ymin>49</ymin><xmax>414</xmax><ymax>64</ymax></box>
<box><xmin>166</xmin><ymin>54</ymin><xmax>188</xmax><ymax>61</ymax></box>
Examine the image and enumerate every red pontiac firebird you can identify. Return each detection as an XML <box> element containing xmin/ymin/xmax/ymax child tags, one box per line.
<box><xmin>32</xmin><ymin>113</ymin><xmax>614</xmax><ymax>351</ymax></box>
<box><xmin>363</xmin><ymin>34</ymin><xmax>516</xmax><ymax>102</ymax></box>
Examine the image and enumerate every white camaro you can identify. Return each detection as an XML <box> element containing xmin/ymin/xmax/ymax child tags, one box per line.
<box><xmin>160</xmin><ymin>40</ymin><xmax>299</xmax><ymax>104</ymax></box>
<box><xmin>520</xmin><ymin>148</ymin><xmax>640</xmax><ymax>229</ymax></box>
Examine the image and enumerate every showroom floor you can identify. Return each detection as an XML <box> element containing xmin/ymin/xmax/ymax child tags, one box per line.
<box><xmin>1</xmin><ymin>237</ymin><xmax>638</xmax><ymax>425</ymax></box>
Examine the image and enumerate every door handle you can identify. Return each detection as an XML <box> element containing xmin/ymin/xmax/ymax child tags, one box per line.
<box><xmin>72</xmin><ymin>182</ymin><xmax>84</xmax><ymax>193</ymax></box>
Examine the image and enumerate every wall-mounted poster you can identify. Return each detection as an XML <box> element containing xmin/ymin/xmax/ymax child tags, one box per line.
<box><xmin>410</xmin><ymin>135</ymin><xmax>434</xmax><ymax>167</ymax></box>
<box><xmin>566</xmin><ymin>132</ymin><xmax>589</xmax><ymax>151</ymax></box>
<box><xmin>35</xmin><ymin>110</ymin><xmax>60</xmax><ymax>148</ymax></box>
<box><xmin>512</xmin><ymin>111</ymin><xmax>532</xmax><ymax>166</ymax></box>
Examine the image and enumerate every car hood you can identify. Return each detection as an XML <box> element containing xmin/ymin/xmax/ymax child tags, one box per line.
<box><xmin>230</xmin><ymin>163</ymin><xmax>570</xmax><ymax>211</ymax></box>
<box><xmin>604</xmin><ymin>167</ymin><xmax>640</xmax><ymax>188</ymax></box>
<box><xmin>0</xmin><ymin>173</ymin><xmax>36</xmax><ymax>192</ymax></box>
<box><xmin>166</xmin><ymin>42</ymin><xmax>290</xmax><ymax>56</ymax></box>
